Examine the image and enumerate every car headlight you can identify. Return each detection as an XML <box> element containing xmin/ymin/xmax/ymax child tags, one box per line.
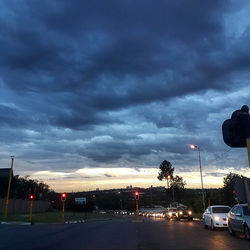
<box><xmin>179</xmin><ymin>211</ymin><xmax>183</xmax><ymax>215</ymax></box>
<box><xmin>214</xmin><ymin>216</ymin><xmax>220</xmax><ymax>221</ymax></box>
<box><xmin>168</xmin><ymin>212</ymin><xmax>172</xmax><ymax>216</ymax></box>
<box><xmin>188</xmin><ymin>211</ymin><xmax>192</xmax><ymax>215</ymax></box>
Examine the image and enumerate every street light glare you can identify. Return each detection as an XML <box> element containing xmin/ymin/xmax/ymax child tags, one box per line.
<box><xmin>190</xmin><ymin>144</ymin><xmax>196</xmax><ymax>149</ymax></box>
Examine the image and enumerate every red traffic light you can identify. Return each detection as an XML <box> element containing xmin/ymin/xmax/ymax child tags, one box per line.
<box><xmin>135</xmin><ymin>191</ymin><xmax>139</xmax><ymax>199</ymax></box>
<box><xmin>28</xmin><ymin>194</ymin><xmax>34</xmax><ymax>200</ymax></box>
<box><xmin>232</xmin><ymin>190</ymin><xmax>236</xmax><ymax>195</ymax></box>
<box><xmin>61</xmin><ymin>192</ymin><xmax>67</xmax><ymax>201</ymax></box>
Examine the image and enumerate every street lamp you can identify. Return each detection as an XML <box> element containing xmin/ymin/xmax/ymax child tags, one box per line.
<box><xmin>167</xmin><ymin>175</ymin><xmax>175</xmax><ymax>203</ymax></box>
<box><xmin>118</xmin><ymin>191</ymin><xmax>123</xmax><ymax>210</ymax></box>
<box><xmin>190</xmin><ymin>144</ymin><xmax>205</xmax><ymax>212</ymax></box>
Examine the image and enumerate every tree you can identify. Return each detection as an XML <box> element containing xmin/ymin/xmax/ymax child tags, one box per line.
<box><xmin>157</xmin><ymin>160</ymin><xmax>174</xmax><ymax>188</ymax></box>
<box><xmin>0</xmin><ymin>175</ymin><xmax>55</xmax><ymax>200</ymax></box>
<box><xmin>170</xmin><ymin>175</ymin><xmax>186</xmax><ymax>190</ymax></box>
<box><xmin>169</xmin><ymin>175</ymin><xmax>186</xmax><ymax>204</ymax></box>
<box><xmin>223</xmin><ymin>172</ymin><xmax>242</xmax><ymax>206</ymax></box>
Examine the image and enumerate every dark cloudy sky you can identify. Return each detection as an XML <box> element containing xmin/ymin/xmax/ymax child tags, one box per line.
<box><xmin>0</xmin><ymin>0</ymin><xmax>249</xmax><ymax>191</ymax></box>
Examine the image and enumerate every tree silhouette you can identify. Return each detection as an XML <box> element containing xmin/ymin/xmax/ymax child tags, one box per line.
<box><xmin>223</xmin><ymin>172</ymin><xmax>242</xmax><ymax>206</ymax></box>
<box><xmin>170</xmin><ymin>175</ymin><xmax>186</xmax><ymax>190</ymax></box>
<box><xmin>157</xmin><ymin>160</ymin><xmax>174</xmax><ymax>188</ymax></box>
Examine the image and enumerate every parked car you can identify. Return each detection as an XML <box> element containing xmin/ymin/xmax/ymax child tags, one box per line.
<box><xmin>176</xmin><ymin>206</ymin><xmax>193</xmax><ymax>221</ymax></box>
<box><xmin>227</xmin><ymin>204</ymin><xmax>250</xmax><ymax>240</ymax></box>
<box><xmin>166</xmin><ymin>208</ymin><xmax>177</xmax><ymax>220</ymax></box>
<box><xmin>203</xmin><ymin>205</ymin><xmax>230</xmax><ymax>230</ymax></box>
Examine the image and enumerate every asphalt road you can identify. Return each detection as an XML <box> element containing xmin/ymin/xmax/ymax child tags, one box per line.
<box><xmin>0</xmin><ymin>217</ymin><xmax>249</xmax><ymax>250</ymax></box>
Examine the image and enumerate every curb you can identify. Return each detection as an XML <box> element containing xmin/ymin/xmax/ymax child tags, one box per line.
<box><xmin>0</xmin><ymin>221</ymin><xmax>32</xmax><ymax>225</ymax></box>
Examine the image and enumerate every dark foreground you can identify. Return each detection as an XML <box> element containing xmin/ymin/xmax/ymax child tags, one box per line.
<box><xmin>0</xmin><ymin>217</ymin><xmax>249</xmax><ymax>250</ymax></box>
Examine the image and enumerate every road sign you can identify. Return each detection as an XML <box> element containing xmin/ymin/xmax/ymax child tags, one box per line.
<box><xmin>75</xmin><ymin>197</ymin><xmax>86</xmax><ymax>204</ymax></box>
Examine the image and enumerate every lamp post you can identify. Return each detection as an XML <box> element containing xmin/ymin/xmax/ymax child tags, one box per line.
<box><xmin>4</xmin><ymin>156</ymin><xmax>14</xmax><ymax>220</ymax></box>
<box><xmin>190</xmin><ymin>144</ymin><xmax>205</xmax><ymax>212</ymax></box>
<box><xmin>167</xmin><ymin>175</ymin><xmax>175</xmax><ymax>204</ymax></box>
<box><xmin>118</xmin><ymin>191</ymin><xmax>123</xmax><ymax>210</ymax></box>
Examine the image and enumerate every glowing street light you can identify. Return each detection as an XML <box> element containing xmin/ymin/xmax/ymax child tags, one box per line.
<box><xmin>190</xmin><ymin>144</ymin><xmax>205</xmax><ymax>212</ymax></box>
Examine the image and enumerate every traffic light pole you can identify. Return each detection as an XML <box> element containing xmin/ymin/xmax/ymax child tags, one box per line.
<box><xmin>29</xmin><ymin>200</ymin><xmax>33</xmax><ymax>222</ymax></box>
<box><xmin>62</xmin><ymin>201</ymin><xmax>65</xmax><ymax>222</ymax></box>
<box><xmin>136</xmin><ymin>199</ymin><xmax>138</xmax><ymax>213</ymax></box>
<box><xmin>247</xmin><ymin>139</ymin><xmax>250</xmax><ymax>168</ymax></box>
<box><xmin>4</xmin><ymin>156</ymin><xmax>14</xmax><ymax>220</ymax></box>
<box><xmin>136</xmin><ymin>199</ymin><xmax>139</xmax><ymax>221</ymax></box>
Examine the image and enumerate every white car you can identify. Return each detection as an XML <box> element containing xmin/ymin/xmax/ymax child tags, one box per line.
<box><xmin>203</xmin><ymin>205</ymin><xmax>231</xmax><ymax>230</ymax></box>
<box><xmin>119</xmin><ymin>210</ymin><xmax>127</xmax><ymax>215</ymax></box>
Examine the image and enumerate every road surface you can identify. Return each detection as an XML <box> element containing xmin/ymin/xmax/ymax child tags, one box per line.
<box><xmin>0</xmin><ymin>217</ymin><xmax>249</xmax><ymax>250</ymax></box>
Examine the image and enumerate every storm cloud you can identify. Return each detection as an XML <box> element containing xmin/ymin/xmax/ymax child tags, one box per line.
<box><xmin>0</xmin><ymin>0</ymin><xmax>249</xmax><ymax>180</ymax></box>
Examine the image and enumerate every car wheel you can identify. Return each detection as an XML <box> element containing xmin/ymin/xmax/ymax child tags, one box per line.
<box><xmin>244</xmin><ymin>225</ymin><xmax>250</xmax><ymax>240</ymax></box>
<box><xmin>189</xmin><ymin>218</ymin><xmax>193</xmax><ymax>221</ymax></box>
<box><xmin>228</xmin><ymin>222</ymin><xmax>234</xmax><ymax>236</ymax></box>
<box><xmin>204</xmin><ymin>222</ymin><xmax>208</xmax><ymax>229</ymax></box>
<box><xmin>210</xmin><ymin>220</ymin><xmax>215</xmax><ymax>231</ymax></box>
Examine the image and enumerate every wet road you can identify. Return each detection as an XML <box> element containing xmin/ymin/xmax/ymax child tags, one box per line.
<box><xmin>0</xmin><ymin>218</ymin><xmax>249</xmax><ymax>250</ymax></box>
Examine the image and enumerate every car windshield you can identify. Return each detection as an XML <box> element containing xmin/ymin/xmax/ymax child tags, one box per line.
<box><xmin>212</xmin><ymin>207</ymin><xmax>230</xmax><ymax>213</ymax></box>
<box><xmin>169</xmin><ymin>209</ymin><xmax>176</xmax><ymax>212</ymax></box>
<box><xmin>242</xmin><ymin>206</ymin><xmax>250</xmax><ymax>215</ymax></box>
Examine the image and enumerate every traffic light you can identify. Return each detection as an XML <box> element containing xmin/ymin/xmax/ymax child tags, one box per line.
<box><xmin>135</xmin><ymin>191</ymin><xmax>139</xmax><ymax>200</ymax></box>
<box><xmin>232</xmin><ymin>190</ymin><xmax>238</xmax><ymax>202</ymax></box>
<box><xmin>61</xmin><ymin>193</ymin><xmax>67</xmax><ymax>202</ymax></box>
<box><xmin>233</xmin><ymin>177</ymin><xmax>249</xmax><ymax>203</ymax></box>
<box><xmin>222</xmin><ymin>105</ymin><xmax>250</xmax><ymax>147</ymax></box>
<box><xmin>28</xmin><ymin>194</ymin><xmax>34</xmax><ymax>200</ymax></box>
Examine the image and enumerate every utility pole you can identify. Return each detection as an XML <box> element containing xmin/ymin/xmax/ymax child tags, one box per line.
<box><xmin>4</xmin><ymin>156</ymin><xmax>14</xmax><ymax>220</ymax></box>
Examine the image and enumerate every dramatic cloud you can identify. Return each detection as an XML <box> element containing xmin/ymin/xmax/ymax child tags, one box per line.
<box><xmin>0</xmin><ymin>0</ymin><xmax>249</xmax><ymax>190</ymax></box>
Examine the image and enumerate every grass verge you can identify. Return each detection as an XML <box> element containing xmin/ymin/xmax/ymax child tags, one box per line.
<box><xmin>0</xmin><ymin>211</ymin><xmax>115</xmax><ymax>223</ymax></box>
